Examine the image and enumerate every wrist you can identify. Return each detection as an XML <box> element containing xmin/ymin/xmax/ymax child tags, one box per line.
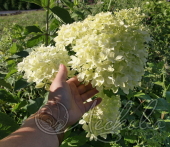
<box><xmin>21</xmin><ymin>117</ymin><xmax>61</xmax><ymax>146</ymax></box>
<box><xmin>24</xmin><ymin>110</ymin><xmax>65</xmax><ymax>145</ymax></box>
<box><xmin>43</xmin><ymin>99</ymin><xmax>69</xmax><ymax>129</ymax></box>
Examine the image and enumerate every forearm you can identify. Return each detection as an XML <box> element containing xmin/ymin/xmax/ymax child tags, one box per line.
<box><xmin>0</xmin><ymin>118</ymin><xmax>59</xmax><ymax>147</ymax></box>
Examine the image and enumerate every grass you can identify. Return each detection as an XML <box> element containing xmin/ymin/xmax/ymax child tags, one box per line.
<box><xmin>0</xmin><ymin>10</ymin><xmax>46</xmax><ymax>36</ymax></box>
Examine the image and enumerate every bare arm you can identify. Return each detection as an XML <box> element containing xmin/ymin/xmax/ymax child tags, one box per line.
<box><xmin>0</xmin><ymin>64</ymin><xmax>102</xmax><ymax>147</ymax></box>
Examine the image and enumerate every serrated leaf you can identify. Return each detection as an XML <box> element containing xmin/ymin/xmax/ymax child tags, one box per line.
<box><xmin>9</xmin><ymin>43</ymin><xmax>18</xmax><ymax>55</ymax></box>
<box><xmin>50</xmin><ymin>6</ymin><xmax>72</xmax><ymax>24</ymax></box>
<box><xmin>14</xmin><ymin>79</ymin><xmax>29</xmax><ymax>91</ymax></box>
<box><xmin>27</xmin><ymin>35</ymin><xmax>44</xmax><ymax>48</ymax></box>
<box><xmin>24</xmin><ymin>26</ymin><xmax>42</xmax><ymax>35</ymax></box>
<box><xmin>0</xmin><ymin>112</ymin><xmax>19</xmax><ymax>139</ymax></box>
<box><xmin>0</xmin><ymin>79</ymin><xmax>12</xmax><ymax>89</ymax></box>
<box><xmin>0</xmin><ymin>89</ymin><xmax>17</xmax><ymax>103</ymax></box>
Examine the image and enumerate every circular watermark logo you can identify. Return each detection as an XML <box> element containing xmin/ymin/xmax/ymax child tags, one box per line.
<box><xmin>34</xmin><ymin>102</ymin><xmax>69</xmax><ymax>135</ymax></box>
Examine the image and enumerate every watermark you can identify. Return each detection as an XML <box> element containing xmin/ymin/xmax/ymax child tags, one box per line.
<box><xmin>33</xmin><ymin>98</ymin><xmax>165</xmax><ymax>143</ymax></box>
<box><xmin>34</xmin><ymin>101</ymin><xmax>69</xmax><ymax>135</ymax></box>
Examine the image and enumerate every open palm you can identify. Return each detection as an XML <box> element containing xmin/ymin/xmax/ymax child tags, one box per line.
<box><xmin>48</xmin><ymin>64</ymin><xmax>102</xmax><ymax>127</ymax></box>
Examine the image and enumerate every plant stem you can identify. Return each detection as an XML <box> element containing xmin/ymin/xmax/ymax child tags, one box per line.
<box><xmin>107</xmin><ymin>0</ymin><xmax>112</xmax><ymax>11</ymax></box>
<box><xmin>45</xmin><ymin>0</ymin><xmax>50</xmax><ymax>46</ymax></box>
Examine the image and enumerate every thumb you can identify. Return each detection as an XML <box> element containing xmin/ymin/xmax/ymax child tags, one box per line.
<box><xmin>55</xmin><ymin>64</ymin><xmax>67</xmax><ymax>82</ymax></box>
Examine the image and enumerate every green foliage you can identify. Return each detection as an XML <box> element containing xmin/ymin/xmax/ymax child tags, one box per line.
<box><xmin>0</xmin><ymin>0</ymin><xmax>41</xmax><ymax>10</ymax></box>
<box><xmin>143</xmin><ymin>0</ymin><xmax>170</xmax><ymax>63</ymax></box>
<box><xmin>1</xmin><ymin>0</ymin><xmax>170</xmax><ymax>146</ymax></box>
<box><xmin>0</xmin><ymin>112</ymin><xmax>19</xmax><ymax>139</ymax></box>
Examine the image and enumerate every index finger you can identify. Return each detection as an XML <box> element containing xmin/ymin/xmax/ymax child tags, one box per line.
<box><xmin>67</xmin><ymin>76</ymin><xmax>81</xmax><ymax>86</ymax></box>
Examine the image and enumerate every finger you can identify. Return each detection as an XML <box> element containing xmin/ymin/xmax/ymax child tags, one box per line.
<box><xmin>78</xmin><ymin>83</ymin><xmax>93</xmax><ymax>94</ymax></box>
<box><xmin>67</xmin><ymin>76</ymin><xmax>81</xmax><ymax>86</ymax></box>
<box><xmin>84</xmin><ymin>98</ymin><xmax>102</xmax><ymax>112</ymax></box>
<box><xmin>54</xmin><ymin>64</ymin><xmax>67</xmax><ymax>82</ymax></box>
<box><xmin>81</xmin><ymin>88</ymin><xmax>98</xmax><ymax>102</ymax></box>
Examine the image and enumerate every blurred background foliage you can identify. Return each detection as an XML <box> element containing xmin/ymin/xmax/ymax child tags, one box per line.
<box><xmin>1</xmin><ymin>0</ymin><xmax>170</xmax><ymax>146</ymax></box>
<box><xmin>0</xmin><ymin>0</ymin><xmax>41</xmax><ymax>10</ymax></box>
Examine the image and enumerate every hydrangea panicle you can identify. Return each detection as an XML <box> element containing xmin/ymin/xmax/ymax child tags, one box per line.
<box><xmin>79</xmin><ymin>91</ymin><xmax>121</xmax><ymax>141</ymax></box>
<box><xmin>54</xmin><ymin>7</ymin><xmax>151</xmax><ymax>94</ymax></box>
<box><xmin>17</xmin><ymin>45</ymin><xmax>74</xmax><ymax>89</ymax></box>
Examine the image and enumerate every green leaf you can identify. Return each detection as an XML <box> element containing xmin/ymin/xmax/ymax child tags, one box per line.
<box><xmin>0</xmin><ymin>89</ymin><xmax>17</xmax><ymax>103</ymax></box>
<box><xmin>0</xmin><ymin>112</ymin><xmax>19</xmax><ymax>139</ymax></box>
<box><xmin>9</xmin><ymin>43</ymin><xmax>18</xmax><ymax>55</ymax></box>
<box><xmin>117</xmin><ymin>88</ymin><xmax>126</xmax><ymax>96</ymax></box>
<box><xmin>144</xmin><ymin>98</ymin><xmax>170</xmax><ymax>112</ymax></box>
<box><xmin>147</xmin><ymin>62</ymin><xmax>155</xmax><ymax>67</ymax></box>
<box><xmin>49</xmin><ymin>19</ymin><xmax>60</xmax><ymax>35</ymax></box>
<box><xmin>166</xmin><ymin>91</ymin><xmax>170</xmax><ymax>103</ymax></box>
<box><xmin>41</xmin><ymin>0</ymin><xmax>49</xmax><ymax>7</ymax></box>
<box><xmin>12</xmin><ymin>100</ymin><xmax>27</xmax><ymax>112</ymax></box>
<box><xmin>61</xmin><ymin>133</ymin><xmax>87</xmax><ymax>147</ymax></box>
<box><xmin>5</xmin><ymin>69</ymin><xmax>17</xmax><ymax>79</ymax></box>
<box><xmin>15</xmin><ymin>50</ymin><xmax>29</xmax><ymax>58</ymax></box>
<box><xmin>27</xmin><ymin>35</ymin><xmax>44</xmax><ymax>48</ymax></box>
<box><xmin>27</xmin><ymin>98</ymin><xmax>44</xmax><ymax>115</ymax></box>
<box><xmin>154</xmin><ymin>81</ymin><xmax>164</xmax><ymax>87</ymax></box>
<box><xmin>103</xmin><ymin>89</ymin><xmax>114</xmax><ymax>97</ymax></box>
<box><xmin>72</xmin><ymin>10</ymin><xmax>84</xmax><ymax>19</ymax></box>
<box><xmin>124</xmin><ymin>135</ymin><xmax>137</xmax><ymax>143</ymax></box>
<box><xmin>7</xmin><ymin>60</ymin><xmax>16</xmax><ymax>71</ymax></box>
<box><xmin>21</xmin><ymin>0</ymin><xmax>42</xmax><ymax>7</ymax></box>
<box><xmin>50</xmin><ymin>6</ymin><xmax>72</xmax><ymax>24</ymax></box>
<box><xmin>127</xmin><ymin>90</ymin><xmax>134</xmax><ymax>99</ymax></box>
<box><xmin>60</xmin><ymin>0</ymin><xmax>74</xmax><ymax>9</ymax></box>
<box><xmin>0</xmin><ymin>73</ymin><xmax>6</xmax><ymax>79</ymax></box>
<box><xmin>134</xmin><ymin>92</ymin><xmax>151</xmax><ymax>100</ymax></box>
<box><xmin>24</xmin><ymin>26</ymin><xmax>42</xmax><ymax>35</ymax></box>
<box><xmin>14</xmin><ymin>79</ymin><xmax>29</xmax><ymax>91</ymax></box>
<box><xmin>0</xmin><ymin>79</ymin><xmax>12</xmax><ymax>89</ymax></box>
<box><xmin>49</xmin><ymin>0</ymin><xmax>56</xmax><ymax>8</ymax></box>
<box><xmin>150</xmin><ymin>93</ymin><xmax>160</xmax><ymax>99</ymax></box>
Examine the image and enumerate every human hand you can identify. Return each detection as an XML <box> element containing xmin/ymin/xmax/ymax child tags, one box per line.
<box><xmin>47</xmin><ymin>64</ymin><xmax>102</xmax><ymax>128</ymax></box>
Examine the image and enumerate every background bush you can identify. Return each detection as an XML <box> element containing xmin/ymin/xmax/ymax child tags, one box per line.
<box><xmin>0</xmin><ymin>0</ymin><xmax>41</xmax><ymax>10</ymax></box>
<box><xmin>1</xmin><ymin>0</ymin><xmax>170</xmax><ymax>146</ymax></box>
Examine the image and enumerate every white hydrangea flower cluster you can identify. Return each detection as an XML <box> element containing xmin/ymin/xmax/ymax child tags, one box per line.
<box><xmin>54</xmin><ymin>7</ymin><xmax>151</xmax><ymax>94</ymax></box>
<box><xmin>17</xmin><ymin>8</ymin><xmax>150</xmax><ymax>140</ymax></box>
<box><xmin>79</xmin><ymin>91</ymin><xmax>121</xmax><ymax>141</ymax></box>
<box><xmin>17</xmin><ymin>45</ymin><xmax>74</xmax><ymax>89</ymax></box>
